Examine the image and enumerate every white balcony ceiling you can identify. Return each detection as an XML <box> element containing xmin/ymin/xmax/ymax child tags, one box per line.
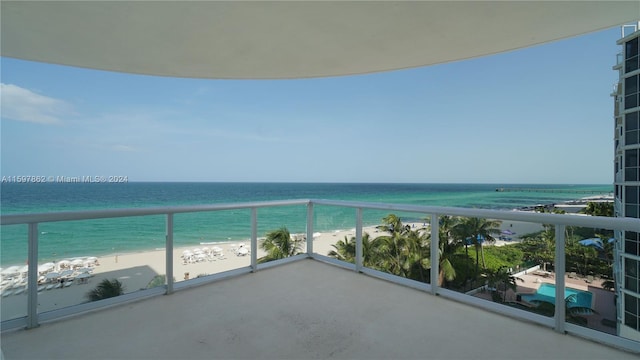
<box><xmin>1</xmin><ymin>1</ymin><xmax>638</xmax><ymax>79</ymax></box>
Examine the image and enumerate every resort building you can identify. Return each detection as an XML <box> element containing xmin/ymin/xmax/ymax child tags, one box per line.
<box><xmin>614</xmin><ymin>23</ymin><xmax>640</xmax><ymax>342</ymax></box>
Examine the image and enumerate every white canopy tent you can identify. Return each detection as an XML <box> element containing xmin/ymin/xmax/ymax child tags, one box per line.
<box><xmin>2</xmin><ymin>1</ymin><xmax>638</xmax><ymax>79</ymax></box>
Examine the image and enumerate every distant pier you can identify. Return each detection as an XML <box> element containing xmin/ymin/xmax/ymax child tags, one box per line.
<box><xmin>495</xmin><ymin>188</ymin><xmax>612</xmax><ymax>195</ymax></box>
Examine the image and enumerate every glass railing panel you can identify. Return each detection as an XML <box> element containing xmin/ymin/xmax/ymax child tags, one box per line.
<box><xmin>174</xmin><ymin>209</ymin><xmax>251</xmax><ymax>280</ymax></box>
<box><xmin>312</xmin><ymin>204</ymin><xmax>358</xmax><ymax>262</ymax></box>
<box><xmin>354</xmin><ymin>209</ymin><xmax>430</xmax><ymax>284</ymax></box>
<box><xmin>255</xmin><ymin>205</ymin><xmax>308</xmax><ymax>264</ymax></box>
<box><xmin>31</xmin><ymin>216</ymin><xmax>164</xmax><ymax>315</ymax></box>
<box><xmin>455</xmin><ymin>218</ymin><xmax>551</xmax><ymax>314</ymax></box>
<box><xmin>503</xmin><ymin>222</ymin><xmax>557</xmax><ymax>318</ymax></box>
<box><xmin>563</xmin><ymin>224</ymin><xmax>617</xmax><ymax>335</ymax></box>
<box><xmin>0</xmin><ymin>224</ymin><xmax>28</xmax><ymax>321</ymax></box>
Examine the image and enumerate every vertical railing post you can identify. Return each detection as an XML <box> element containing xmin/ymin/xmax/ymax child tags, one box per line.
<box><xmin>306</xmin><ymin>202</ymin><xmax>314</xmax><ymax>257</ymax></box>
<box><xmin>166</xmin><ymin>214</ymin><xmax>174</xmax><ymax>294</ymax></box>
<box><xmin>251</xmin><ymin>207</ymin><xmax>258</xmax><ymax>272</ymax></box>
<box><xmin>430</xmin><ymin>214</ymin><xmax>439</xmax><ymax>295</ymax></box>
<box><xmin>554</xmin><ymin>224</ymin><xmax>566</xmax><ymax>333</ymax></box>
<box><xmin>355</xmin><ymin>208</ymin><xmax>363</xmax><ymax>272</ymax></box>
<box><xmin>27</xmin><ymin>222</ymin><xmax>39</xmax><ymax>329</ymax></box>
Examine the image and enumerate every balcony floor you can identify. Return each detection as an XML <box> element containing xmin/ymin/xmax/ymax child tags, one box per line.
<box><xmin>1</xmin><ymin>259</ymin><xmax>637</xmax><ymax>359</ymax></box>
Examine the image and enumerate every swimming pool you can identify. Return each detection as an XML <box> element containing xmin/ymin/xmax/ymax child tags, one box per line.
<box><xmin>520</xmin><ymin>283</ymin><xmax>593</xmax><ymax>309</ymax></box>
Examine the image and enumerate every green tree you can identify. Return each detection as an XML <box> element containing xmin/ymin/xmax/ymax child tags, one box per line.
<box><xmin>86</xmin><ymin>278</ymin><xmax>125</xmax><ymax>301</ymax></box>
<box><xmin>376</xmin><ymin>214</ymin><xmax>409</xmax><ymax>236</ymax></box>
<box><xmin>373</xmin><ymin>214</ymin><xmax>430</xmax><ymax>282</ymax></box>
<box><xmin>455</xmin><ymin>217</ymin><xmax>501</xmax><ymax>277</ymax></box>
<box><xmin>146</xmin><ymin>275</ymin><xmax>166</xmax><ymax>289</ymax></box>
<box><xmin>328</xmin><ymin>232</ymin><xmax>380</xmax><ymax>268</ymax></box>
<box><xmin>433</xmin><ymin>215</ymin><xmax>462</xmax><ymax>286</ymax></box>
<box><xmin>258</xmin><ymin>226</ymin><xmax>302</xmax><ymax>263</ymax></box>
<box><xmin>484</xmin><ymin>266</ymin><xmax>523</xmax><ymax>303</ymax></box>
<box><xmin>582</xmin><ymin>201</ymin><xmax>614</xmax><ymax>217</ymax></box>
<box><xmin>518</xmin><ymin>227</ymin><xmax>555</xmax><ymax>270</ymax></box>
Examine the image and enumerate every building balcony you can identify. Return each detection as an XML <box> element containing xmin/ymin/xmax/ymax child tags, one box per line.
<box><xmin>2</xmin><ymin>259</ymin><xmax>638</xmax><ymax>359</ymax></box>
<box><xmin>1</xmin><ymin>199</ymin><xmax>640</xmax><ymax>357</ymax></box>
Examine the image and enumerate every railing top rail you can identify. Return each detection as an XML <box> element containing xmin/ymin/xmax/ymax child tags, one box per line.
<box><xmin>1</xmin><ymin>198</ymin><xmax>639</xmax><ymax>232</ymax></box>
<box><xmin>0</xmin><ymin>199</ymin><xmax>310</xmax><ymax>225</ymax></box>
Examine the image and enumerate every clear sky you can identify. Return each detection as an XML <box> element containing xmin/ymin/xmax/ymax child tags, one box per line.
<box><xmin>0</xmin><ymin>26</ymin><xmax>624</xmax><ymax>184</ymax></box>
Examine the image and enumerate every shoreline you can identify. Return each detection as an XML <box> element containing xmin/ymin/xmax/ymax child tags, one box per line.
<box><xmin>0</xmin><ymin>209</ymin><xmax>562</xmax><ymax>269</ymax></box>
<box><xmin>0</xmin><ymin>193</ymin><xmax>607</xmax><ymax>267</ymax></box>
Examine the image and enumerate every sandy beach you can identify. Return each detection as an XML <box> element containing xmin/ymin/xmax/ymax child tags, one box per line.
<box><xmin>0</xmin><ymin>220</ymin><xmax>542</xmax><ymax>321</ymax></box>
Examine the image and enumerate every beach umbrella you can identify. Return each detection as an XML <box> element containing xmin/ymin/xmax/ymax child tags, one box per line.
<box><xmin>501</xmin><ymin>229</ymin><xmax>516</xmax><ymax>235</ymax></box>
<box><xmin>70</xmin><ymin>259</ymin><xmax>84</xmax><ymax>268</ymax></box>
<box><xmin>38</xmin><ymin>263</ymin><xmax>55</xmax><ymax>273</ymax></box>
<box><xmin>57</xmin><ymin>260</ymin><xmax>71</xmax><ymax>270</ymax></box>
<box><xmin>578</xmin><ymin>238</ymin><xmax>604</xmax><ymax>251</ymax></box>
<box><xmin>1</xmin><ymin>266</ymin><xmax>21</xmax><ymax>276</ymax></box>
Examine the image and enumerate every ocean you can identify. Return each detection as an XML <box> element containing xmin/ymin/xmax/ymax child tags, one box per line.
<box><xmin>0</xmin><ymin>182</ymin><xmax>611</xmax><ymax>266</ymax></box>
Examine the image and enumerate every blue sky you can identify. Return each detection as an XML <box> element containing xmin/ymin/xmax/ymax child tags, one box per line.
<box><xmin>0</xmin><ymin>27</ymin><xmax>623</xmax><ymax>184</ymax></box>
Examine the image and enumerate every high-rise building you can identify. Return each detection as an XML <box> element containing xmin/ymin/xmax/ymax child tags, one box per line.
<box><xmin>613</xmin><ymin>22</ymin><xmax>640</xmax><ymax>342</ymax></box>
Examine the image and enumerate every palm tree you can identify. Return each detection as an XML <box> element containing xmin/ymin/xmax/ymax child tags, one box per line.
<box><xmin>432</xmin><ymin>215</ymin><xmax>461</xmax><ymax>286</ymax></box>
<box><xmin>484</xmin><ymin>266</ymin><xmax>523</xmax><ymax>303</ymax></box>
<box><xmin>403</xmin><ymin>228</ymin><xmax>431</xmax><ymax>282</ymax></box>
<box><xmin>519</xmin><ymin>227</ymin><xmax>555</xmax><ymax>270</ymax></box>
<box><xmin>86</xmin><ymin>278</ymin><xmax>125</xmax><ymax>301</ymax></box>
<box><xmin>376</xmin><ymin>214</ymin><xmax>409</xmax><ymax>236</ymax></box>
<box><xmin>582</xmin><ymin>201</ymin><xmax>614</xmax><ymax>217</ymax></box>
<box><xmin>328</xmin><ymin>232</ymin><xmax>380</xmax><ymax>268</ymax></box>
<box><xmin>258</xmin><ymin>226</ymin><xmax>302</xmax><ymax>263</ymax></box>
<box><xmin>455</xmin><ymin>217</ymin><xmax>501</xmax><ymax>277</ymax></box>
<box><xmin>372</xmin><ymin>214</ymin><xmax>430</xmax><ymax>282</ymax></box>
<box><xmin>328</xmin><ymin>235</ymin><xmax>356</xmax><ymax>263</ymax></box>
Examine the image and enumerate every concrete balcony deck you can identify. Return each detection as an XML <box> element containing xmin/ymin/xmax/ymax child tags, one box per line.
<box><xmin>1</xmin><ymin>259</ymin><xmax>636</xmax><ymax>360</ymax></box>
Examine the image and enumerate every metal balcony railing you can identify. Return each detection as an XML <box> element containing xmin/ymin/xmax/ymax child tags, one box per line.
<box><xmin>2</xmin><ymin>199</ymin><xmax>640</xmax><ymax>352</ymax></box>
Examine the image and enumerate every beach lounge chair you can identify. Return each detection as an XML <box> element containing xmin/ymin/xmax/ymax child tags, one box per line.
<box><xmin>586</xmin><ymin>275</ymin><xmax>594</xmax><ymax>284</ymax></box>
<box><xmin>568</xmin><ymin>272</ymin><xmax>577</xmax><ymax>279</ymax></box>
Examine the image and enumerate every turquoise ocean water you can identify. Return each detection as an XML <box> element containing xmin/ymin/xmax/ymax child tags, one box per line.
<box><xmin>0</xmin><ymin>183</ymin><xmax>611</xmax><ymax>266</ymax></box>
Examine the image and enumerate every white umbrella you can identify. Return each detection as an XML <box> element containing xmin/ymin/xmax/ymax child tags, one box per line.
<box><xmin>1</xmin><ymin>266</ymin><xmax>21</xmax><ymax>276</ymax></box>
<box><xmin>70</xmin><ymin>259</ymin><xmax>84</xmax><ymax>268</ymax></box>
<box><xmin>38</xmin><ymin>263</ymin><xmax>55</xmax><ymax>273</ymax></box>
<box><xmin>57</xmin><ymin>260</ymin><xmax>71</xmax><ymax>270</ymax></box>
<box><xmin>237</xmin><ymin>247</ymin><xmax>249</xmax><ymax>256</ymax></box>
<box><xmin>19</xmin><ymin>265</ymin><xmax>29</xmax><ymax>274</ymax></box>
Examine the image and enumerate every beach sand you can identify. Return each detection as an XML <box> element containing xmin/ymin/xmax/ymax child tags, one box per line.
<box><xmin>0</xmin><ymin>220</ymin><xmax>542</xmax><ymax>321</ymax></box>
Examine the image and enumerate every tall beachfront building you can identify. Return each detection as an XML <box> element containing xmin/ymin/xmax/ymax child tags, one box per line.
<box><xmin>614</xmin><ymin>23</ymin><xmax>640</xmax><ymax>341</ymax></box>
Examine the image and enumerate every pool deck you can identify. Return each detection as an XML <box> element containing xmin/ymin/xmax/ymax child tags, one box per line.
<box><xmin>474</xmin><ymin>270</ymin><xmax>616</xmax><ymax>334</ymax></box>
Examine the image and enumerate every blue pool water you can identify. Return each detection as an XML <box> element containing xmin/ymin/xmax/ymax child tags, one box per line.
<box><xmin>521</xmin><ymin>283</ymin><xmax>593</xmax><ymax>309</ymax></box>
